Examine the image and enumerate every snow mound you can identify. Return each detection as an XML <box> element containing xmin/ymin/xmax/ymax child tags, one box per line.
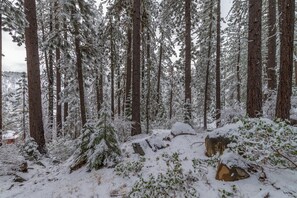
<box><xmin>171</xmin><ymin>122</ymin><xmax>196</xmax><ymax>136</ymax></box>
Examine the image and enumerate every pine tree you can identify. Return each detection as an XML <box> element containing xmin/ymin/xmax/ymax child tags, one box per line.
<box><xmin>24</xmin><ymin>0</ymin><xmax>46</xmax><ymax>153</ymax></box>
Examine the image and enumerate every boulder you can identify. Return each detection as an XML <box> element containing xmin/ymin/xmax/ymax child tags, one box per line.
<box><xmin>215</xmin><ymin>152</ymin><xmax>250</xmax><ymax>181</ymax></box>
<box><xmin>205</xmin><ymin>135</ymin><xmax>230</xmax><ymax>157</ymax></box>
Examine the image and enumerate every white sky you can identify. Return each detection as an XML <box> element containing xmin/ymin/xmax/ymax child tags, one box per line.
<box><xmin>2</xmin><ymin>0</ymin><xmax>232</xmax><ymax>72</ymax></box>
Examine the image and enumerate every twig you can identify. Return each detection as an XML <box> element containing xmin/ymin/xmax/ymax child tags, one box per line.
<box><xmin>271</xmin><ymin>146</ymin><xmax>297</xmax><ymax>168</ymax></box>
<box><xmin>191</xmin><ymin>142</ymin><xmax>205</xmax><ymax>147</ymax></box>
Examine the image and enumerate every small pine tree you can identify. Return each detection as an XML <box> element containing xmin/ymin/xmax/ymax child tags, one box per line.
<box><xmin>70</xmin><ymin>99</ymin><xmax>121</xmax><ymax>171</ymax></box>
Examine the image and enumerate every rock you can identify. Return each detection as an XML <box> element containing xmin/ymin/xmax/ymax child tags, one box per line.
<box><xmin>19</xmin><ymin>162</ymin><xmax>28</xmax><ymax>173</ymax></box>
<box><xmin>215</xmin><ymin>152</ymin><xmax>250</xmax><ymax>181</ymax></box>
<box><xmin>205</xmin><ymin>135</ymin><xmax>230</xmax><ymax>157</ymax></box>
<box><xmin>13</xmin><ymin>175</ymin><xmax>27</xmax><ymax>183</ymax></box>
<box><xmin>132</xmin><ymin>143</ymin><xmax>145</xmax><ymax>156</ymax></box>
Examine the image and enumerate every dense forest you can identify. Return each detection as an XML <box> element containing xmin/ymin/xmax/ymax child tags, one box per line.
<box><xmin>0</xmin><ymin>0</ymin><xmax>296</xmax><ymax>197</ymax></box>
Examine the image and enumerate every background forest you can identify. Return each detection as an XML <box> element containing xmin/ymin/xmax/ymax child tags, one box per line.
<box><xmin>0</xmin><ymin>0</ymin><xmax>297</xmax><ymax>197</ymax></box>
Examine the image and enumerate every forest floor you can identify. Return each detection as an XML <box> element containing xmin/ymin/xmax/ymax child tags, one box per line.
<box><xmin>0</xmin><ymin>121</ymin><xmax>296</xmax><ymax>198</ymax></box>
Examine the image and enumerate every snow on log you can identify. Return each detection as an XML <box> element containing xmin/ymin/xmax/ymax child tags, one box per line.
<box><xmin>171</xmin><ymin>122</ymin><xmax>196</xmax><ymax>137</ymax></box>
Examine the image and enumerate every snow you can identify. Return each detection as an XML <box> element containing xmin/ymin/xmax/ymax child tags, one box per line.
<box><xmin>171</xmin><ymin>122</ymin><xmax>196</xmax><ymax>136</ymax></box>
<box><xmin>0</xmin><ymin>122</ymin><xmax>297</xmax><ymax>197</ymax></box>
<box><xmin>220</xmin><ymin>151</ymin><xmax>249</xmax><ymax>169</ymax></box>
<box><xmin>2</xmin><ymin>130</ymin><xmax>19</xmax><ymax>140</ymax></box>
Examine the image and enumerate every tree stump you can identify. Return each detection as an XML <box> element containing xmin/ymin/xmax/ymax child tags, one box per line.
<box><xmin>205</xmin><ymin>135</ymin><xmax>230</xmax><ymax>157</ymax></box>
<box><xmin>215</xmin><ymin>152</ymin><xmax>250</xmax><ymax>181</ymax></box>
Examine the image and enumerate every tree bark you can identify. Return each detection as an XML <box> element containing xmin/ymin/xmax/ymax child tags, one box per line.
<box><xmin>131</xmin><ymin>0</ymin><xmax>141</xmax><ymax>136</ymax></box>
<box><xmin>215</xmin><ymin>0</ymin><xmax>221</xmax><ymax>127</ymax></box>
<box><xmin>0</xmin><ymin>14</ymin><xmax>2</xmax><ymax>146</ymax></box>
<box><xmin>184</xmin><ymin>0</ymin><xmax>192</xmax><ymax>122</ymax></box>
<box><xmin>110</xmin><ymin>19</ymin><xmax>115</xmax><ymax>118</ymax></box>
<box><xmin>146</xmin><ymin>33</ymin><xmax>151</xmax><ymax>133</ymax></box>
<box><xmin>204</xmin><ymin>0</ymin><xmax>213</xmax><ymax>130</ymax></box>
<box><xmin>55</xmin><ymin>0</ymin><xmax>62</xmax><ymax>136</ymax></box>
<box><xmin>73</xmin><ymin>12</ymin><xmax>86</xmax><ymax>127</ymax></box>
<box><xmin>246</xmin><ymin>0</ymin><xmax>262</xmax><ymax>118</ymax></box>
<box><xmin>275</xmin><ymin>0</ymin><xmax>295</xmax><ymax>120</ymax></box>
<box><xmin>267</xmin><ymin>0</ymin><xmax>277</xmax><ymax>90</ymax></box>
<box><xmin>236</xmin><ymin>20</ymin><xmax>241</xmax><ymax>103</ymax></box>
<box><xmin>24</xmin><ymin>0</ymin><xmax>46</xmax><ymax>153</ymax></box>
<box><xmin>125</xmin><ymin>27</ymin><xmax>132</xmax><ymax>117</ymax></box>
<box><xmin>156</xmin><ymin>33</ymin><xmax>163</xmax><ymax>117</ymax></box>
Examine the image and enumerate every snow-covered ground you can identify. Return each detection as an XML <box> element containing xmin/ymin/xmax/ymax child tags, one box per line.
<box><xmin>0</xmin><ymin>122</ymin><xmax>296</xmax><ymax>198</ymax></box>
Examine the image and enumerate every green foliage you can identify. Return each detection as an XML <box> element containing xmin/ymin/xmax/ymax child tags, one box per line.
<box><xmin>230</xmin><ymin>118</ymin><xmax>297</xmax><ymax>168</ymax></box>
<box><xmin>70</xmin><ymin>101</ymin><xmax>121</xmax><ymax>171</ymax></box>
<box><xmin>129</xmin><ymin>153</ymin><xmax>199</xmax><ymax>198</ymax></box>
<box><xmin>114</xmin><ymin>157</ymin><xmax>145</xmax><ymax>178</ymax></box>
<box><xmin>218</xmin><ymin>185</ymin><xmax>239</xmax><ymax>198</ymax></box>
<box><xmin>20</xmin><ymin>137</ymin><xmax>41</xmax><ymax>161</ymax></box>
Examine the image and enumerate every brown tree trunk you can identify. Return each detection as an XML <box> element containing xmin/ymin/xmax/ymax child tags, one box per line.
<box><xmin>246</xmin><ymin>0</ymin><xmax>262</xmax><ymax>118</ymax></box>
<box><xmin>275</xmin><ymin>0</ymin><xmax>295</xmax><ymax>120</ymax></box>
<box><xmin>131</xmin><ymin>0</ymin><xmax>141</xmax><ymax>136</ymax></box>
<box><xmin>204</xmin><ymin>1</ymin><xmax>213</xmax><ymax>130</ymax></box>
<box><xmin>73</xmin><ymin>13</ymin><xmax>86</xmax><ymax>127</ymax></box>
<box><xmin>125</xmin><ymin>27</ymin><xmax>132</xmax><ymax>117</ymax></box>
<box><xmin>146</xmin><ymin>33</ymin><xmax>151</xmax><ymax>133</ymax></box>
<box><xmin>63</xmin><ymin>20</ymin><xmax>68</xmax><ymax>123</ymax></box>
<box><xmin>24</xmin><ymin>0</ymin><xmax>46</xmax><ymax>153</ymax></box>
<box><xmin>169</xmin><ymin>65</ymin><xmax>174</xmax><ymax>120</ymax></box>
<box><xmin>55</xmin><ymin>0</ymin><xmax>62</xmax><ymax>136</ymax></box>
<box><xmin>0</xmin><ymin>14</ymin><xmax>2</xmax><ymax>146</ymax></box>
<box><xmin>110</xmin><ymin>19</ymin><xmax>115</xmax><ymax>118</ymax></box>
<box><xmin>156</xmin><ymin>33</ymin><xmax>163</xmax><ymax>117</ymax></box>
<box><xmin>96</xmin><ymin>67</ymin><xmax>103</xmax><ymax>117</ymax></box>
<box><xmin>184</xmin><ymin>0</ymin><xmax>192</xmax><ymax>122</ymax></box>
<box><xmin>215</xmin><ymin>0</ymin><xmax>221</xmax><ymax>128</ymax></box>
<box><xmin>267</xmin><ymin>0</ymin><xmax>277</xmax><ymax>90</ymax></box>
<box><xmin>236</xmin><ymin>21</ymin><xmax>241</xmax><ymax>103</ymax></box>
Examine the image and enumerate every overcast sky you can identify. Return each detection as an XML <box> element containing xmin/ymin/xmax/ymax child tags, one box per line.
<box><xmin>2</xmin><ymin>0</ymin><xmax>232</xmax><ymax>72</ymax></box>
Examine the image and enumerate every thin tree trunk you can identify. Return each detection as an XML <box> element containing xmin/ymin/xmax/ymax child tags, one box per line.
<box><xmin>169</xmin><ymin>65</ymin><xmax>174</xmax><ymax>120</ymax></box>
<box><xmin>146</xmin><ymin>33</ymin><xmax>151</xmax><ymax>133</ymax></box>
<box><xmin>55</xmin><ymin>0</ymin><xmax>62</xmax><ymax>136</ymax></box>
<box><xmin>131</xmin><ymin>0</ymin><xmax>141</xmax><ymax>136</ymax></box>
<box><xmin>63</xmin><ymin>20</ymin><xmax>68</xmax><ymax>123</ymax></box>
<box><xmin>236</xmin><ymin>21</ymin><xmax>241</xmax><ymax>103</ymax></box>
<box><xmin>215</xmin><ymin>0</ymin><xmax>221</xmax><ymax>128</ymax></box>
<box><xmin>117</xmin><ymin>63</ymin><xmax>121</xmax><ymax>116</ymax></box>
<box><xmin>125</xmin><ymin>27</ymin><xmax>132</xmax><ymax>117</ymax></box>
<box><xmin>275</xmin><ymin>0</ymin><xmax>295</xmax><ymax>120</ymax></box>
<box><xmin>204</xmin><ymin>1</ymin><xmax>213</xmax><ymax>130</ymax></box>
<box><xmin>48</xmin><ymin>7</ymin><xmax>54</xmax><ymax>133</ymax></box>
<box><xmin>22</xmin><ymin>73</ymin><xmax>26</xmax><ymax>141</ymax></box>
<box><xmin>110</xmin><ymin>19</ymin><xmax>115</xmax><ymax>118</ymax></box>
<box><xmin>246</xmin><ymin>0</ymin><xmax>262</xmax><ymax>118</ymax></box>
<box><xmin>24</xmin><ymin>0</ymin><xmax>46</xmax><ymax>153</ymax></box>
<box><xmin>0</xmin><ymin>14</ymin><xmax>2</xmax><ymax>146</ymax></box>
<box><xmin>156</xmin><ymin>33</ymin><xmax>163</xmax><ymax>117</ymax></box>
<box><xmin>184</xmin><ymin>0</ymin><xmax>192</xmax><ymax>122</ymax></box>
<box><xmin>267</xmin><ymin>0</ymin><xmax>277</xmax><ymax>90</ymax></box>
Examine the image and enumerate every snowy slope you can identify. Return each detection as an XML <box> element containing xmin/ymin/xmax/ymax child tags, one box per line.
<box><xmin>0</xmin><ymin>124</ymin><xmax>296</xmax><ymax>198</ymax></box>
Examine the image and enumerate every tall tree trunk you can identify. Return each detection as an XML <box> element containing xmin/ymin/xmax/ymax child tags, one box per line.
<box><xmin>96</xmin><ymin>66</ymin><xmax>103</xmax><ymax>117</ymax></box>
<box><xmin>117</xmin><ymin>63</ymin><xmax>121</xmax><ymax>116</ymax></box>
<box><xmin>156</xmin><ymin>33</ymin><xmax>163</xmax><ymax>117</ymax></box>
<box><xmin>24</xmin><ymin>0</ymin><xmax>46</xmax><ymax>153</ymax></box>
<box><xmin>146</xmin><ymin>33</ymin><xmax>151</xmax><ymax>133</ymax></box>
<box><xmin>246</xmin><ymin>0</ymin><xmax>262</xmax><ymax>118</ymax></box>
<box><xmin>125</xmin><ymin>27</ymin><xmax>132</xmax><ymax>118</ymax></box>
<box><xmin>204</xmin><ymin>1</ymin><xmax>213</xmax><ymax>130</ymax></box>
<box><xmin>184</xmin><ymin>0</ymin><xmax>192</xmax><ymax>122</ymax></box>
<box><xmin>55</xmin><ymin>0</ymin><xmax>62</xmax><ymax>136</ymax></box>
<box><xmin>131</xmin><ymin>0</ymin><xmax>141</xmax><ymax>136</ymax></box>
<box><xmin>275</xmin><ymin>0</ymin><xmax>295</xmax><ymax>120</ymax></box>
<box><xmin>63</xmin><ymin>20</ymin><xmax>68</xmax><ymax>123</ymax></box>
<box><xmin>215</xmin><ymin>0</ymin><xmax>221</xmax><ymax>128</ymax></box>
<box><xmin>267</xmin><ymin>0</ymin><xmax>277</xmax><ymax>90</ymax></box>
<box><xmin>0</xmin><ymin>14</ymin><xmax>2</xmax><ymax>146</ymax></box>
<box><xmin>73</xmin><ymin>15</ymin><xmax>86</xmax><ymax>127</ymax></box>
<box><xmin>110</xmin><ymin>20</ymin><xmax>115</xmax><ymax>118</ymax></box>
<box><xmin>48</xmin><ymin>7</ymin><xmax>54</xmax><ymax>134</ymax></box>
<box><xmin>236</xmin><ymin>21</ymin><xmax>241</xmax><ymax>103</ymax></box>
